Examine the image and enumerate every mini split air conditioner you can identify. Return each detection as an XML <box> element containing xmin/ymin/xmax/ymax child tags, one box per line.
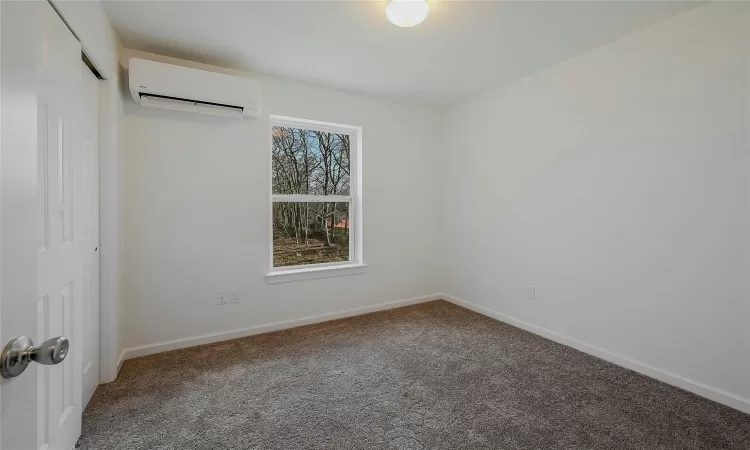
<box><xmin>128</xmin><ymin>58</ymin><xmax>262</xmax><ymax>119</ymax></box>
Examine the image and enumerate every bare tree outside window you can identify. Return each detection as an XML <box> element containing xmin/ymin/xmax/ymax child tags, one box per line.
<box><xmin>271</xmin><ymin>122</ymin><xmax>355</xmax><ymax>268</ymax></box>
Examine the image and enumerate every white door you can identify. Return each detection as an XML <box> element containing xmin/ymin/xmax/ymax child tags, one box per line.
<box><xmin>80</xmin><ymin>60</ymin><xmax>100</xmax><ymax>409</ymax></box>
<box><xmin>1</xmin><ymin>2</ymin><xmax>90</xmax><ymax>449</ymax></box>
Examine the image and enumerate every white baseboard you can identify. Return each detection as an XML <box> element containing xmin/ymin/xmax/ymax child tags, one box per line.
<box><xmin>442</xmin><ymin>294</ymin><xmax>750</xmax><ymax>415</ymax></box>
<box><xmin>116</xmin><ymin>349</ymin><xmax>126</xmax><ymax>373</ymax></box>
<box><xmin>120</xmin><ymin>293</ymin><xmax>442</xmax><ymax>362</ymax></box>
<box><xmin>98</xmin><ymin>348</ymin><xmax>125</xmax><ymax>384</ymax></box>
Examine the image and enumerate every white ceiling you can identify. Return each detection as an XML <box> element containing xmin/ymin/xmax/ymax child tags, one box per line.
<box><xmin>102</xmin><ymin>1</ymin><xmax>699</xmax><ymax>106</ymax></box>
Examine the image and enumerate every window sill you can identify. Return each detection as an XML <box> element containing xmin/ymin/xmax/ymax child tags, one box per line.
<box><xmin>266</xmin><ymin>263</ymin><xmax>368</xmax><ymax>284</ymax></box>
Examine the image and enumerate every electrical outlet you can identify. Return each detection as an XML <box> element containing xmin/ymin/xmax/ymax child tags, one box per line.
<box><xmin>218</xmin><ymin>292</ymin><xmax>227</xmax><ymax>305</ymax></box>
<box><xmin>230</xmin><ymin>292</ymin><xmax>240</xmax><ymax>304</ymax></box>
<box><xmin>527</xmin><ymin>286</ymin><xmax>536</xmax><ymax>300</ymax></box>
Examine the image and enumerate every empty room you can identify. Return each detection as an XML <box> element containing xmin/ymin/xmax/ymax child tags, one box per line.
<box><xmin>0</xmin><ymin>0</ymin><xmax>748</xmax><ymax>449</ymax></box>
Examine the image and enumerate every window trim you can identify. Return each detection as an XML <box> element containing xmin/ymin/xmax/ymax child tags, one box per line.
<box><xmin>266</xmin><ymin>262</ymin><xmax>368</xmax><ymax>284</ymax></box>
<box><xmin>267</xmin><ymin>115</ymin><xmax>364</xmax><ymax>280</ymax></box>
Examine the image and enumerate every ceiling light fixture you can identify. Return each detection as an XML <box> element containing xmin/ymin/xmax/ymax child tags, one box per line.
<box><xmin>386</xmin><ymin>0</ymin><xmax>429</xmax><ymax>28</ymax></box>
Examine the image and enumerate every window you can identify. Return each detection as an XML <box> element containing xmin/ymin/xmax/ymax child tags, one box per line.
<box><xmin>268</xmin><ymin>115</ymin><xmax>364</xmax><ymax>281</ymax></box>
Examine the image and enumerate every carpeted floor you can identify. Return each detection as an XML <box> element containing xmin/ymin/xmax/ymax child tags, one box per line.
<box><xmin>77</xmin><ymin>300</ymin><xmax>749</xmax><ymax>450</ymax></box>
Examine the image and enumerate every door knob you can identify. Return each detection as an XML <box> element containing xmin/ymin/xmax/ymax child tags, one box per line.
<box><xmin>0</xmin><ymin>336</ymin><xmax>69</xmax><ymax>378</ymax></box>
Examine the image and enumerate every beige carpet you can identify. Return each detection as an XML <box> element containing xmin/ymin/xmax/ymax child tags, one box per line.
<box><xmin>77</xmin><ymin>300</ymin><xmax>749</xmax><ymax>449</ymax></box>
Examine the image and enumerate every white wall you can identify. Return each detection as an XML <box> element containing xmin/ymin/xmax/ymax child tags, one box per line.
<box><xmin>443</xmin><ymin>2</ymin><xmax>749</xmax><ymax>411</ymax></box>
<box><xmin>120</xmin><ymin>50</ymin><xmax>442</xmax><ymax>353</ymax></box>
<box><xmin>50</xmin><ymin>0</ymin><xmax>125</xmax><ymax>383</ymax></box>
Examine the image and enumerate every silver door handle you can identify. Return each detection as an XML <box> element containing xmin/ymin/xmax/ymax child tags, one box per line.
<box><xmin>0</xmin><ymin>336</ymin><xmax>69</xmax><ymax>378</ymax></box>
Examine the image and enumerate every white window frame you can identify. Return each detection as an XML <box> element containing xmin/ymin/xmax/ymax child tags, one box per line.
<box><xmin>267</xmin><ymin>115</ymin><xmax>365</xmax><ymax>283</ymax></box>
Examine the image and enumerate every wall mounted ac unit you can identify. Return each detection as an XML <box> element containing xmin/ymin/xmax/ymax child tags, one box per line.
<box><xmin>128</xmin><ymin>58</ymin><xmax>262</xmax><ymax>119</ymax></box>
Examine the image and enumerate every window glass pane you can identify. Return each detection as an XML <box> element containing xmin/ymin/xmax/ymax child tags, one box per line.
<box><xmin>272</xmin><ymin>126</ymin><xmax>350</xmax><ymax>196</ymax></box>
<box><xmin>272</xmin><ymin>202</ymin><xmax>350</xmax><ymax>267</ymax></box>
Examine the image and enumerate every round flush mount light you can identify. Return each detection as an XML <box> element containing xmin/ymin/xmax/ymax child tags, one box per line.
<box><xmin>386</xmin><ymin>0</ymin><xmax>429</xmax><ymax>28</ymax></box>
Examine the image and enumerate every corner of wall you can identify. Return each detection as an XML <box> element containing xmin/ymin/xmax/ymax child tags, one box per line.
<box><xmin>435</xmin><ymin>107</ymin><xmax>451</xmax><ymax>296</ymax></box>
